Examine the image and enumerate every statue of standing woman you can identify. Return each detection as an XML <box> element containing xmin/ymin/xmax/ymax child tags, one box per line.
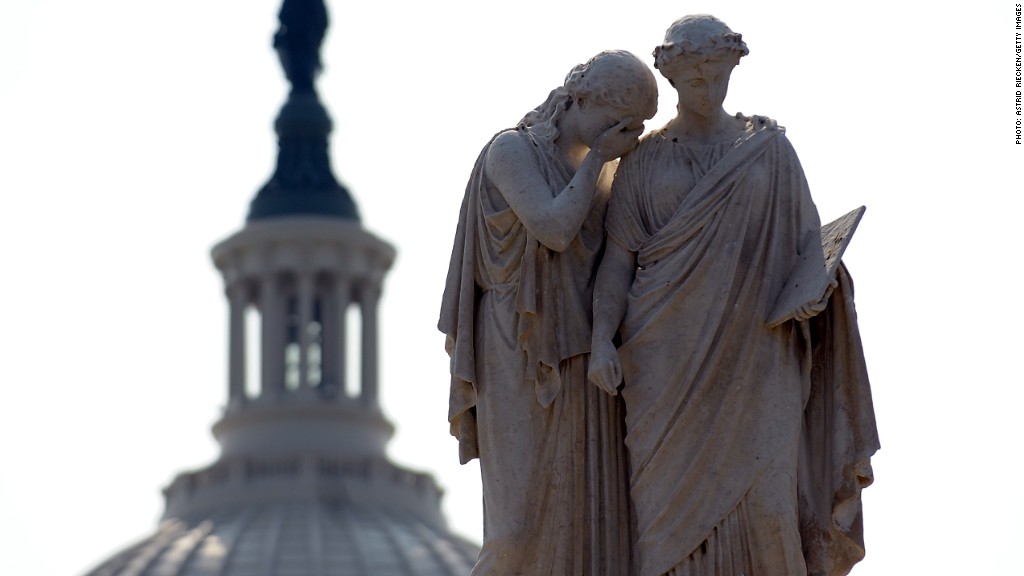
<box><xmin>589</xmin><ymin>15</ymin><xmax>880</xmax><ymax>576</ymax></box>
<box><xmin>440</xmin><ymin>50</ymin><xmax>658</xmax><ymax>574</ymax></box>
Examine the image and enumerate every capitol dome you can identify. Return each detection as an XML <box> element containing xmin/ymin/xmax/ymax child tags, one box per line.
<box><xmin>86</xmin><ymin>392</ymin><xmax>477</xmax><ymax>576</ymax></box>
<box><xmin>87</xmin><ymin>504</ymin><xmax>476</xmax><ymax>576</ymax></box>
<box><xmin>85</xmin><ymin>453</ymin><xmax>477</xmax><ymax>576</ymax></box>
<box><xmin>83</xmin><ymin>1</ymin><xmax>478</xmax><ymax>573</ymax></box>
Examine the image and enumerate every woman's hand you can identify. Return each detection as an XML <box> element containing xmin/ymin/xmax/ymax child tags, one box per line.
<box><xmin>591</xmin><ymin>117</ymin><xmax>644</xmax><ymax>163</ymax></box>
<box><xmin>793</xmin><ymin>278</ymin><xmax>838</xmax><ymax>321</ymax></box>
<box><xmin>589</xmin><ymin>339</ymin><xmax>622</xmax><ymax>396</ymax></box>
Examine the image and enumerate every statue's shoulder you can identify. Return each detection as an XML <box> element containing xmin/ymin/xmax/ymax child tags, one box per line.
<box><xmin>733</xmin><ymin>111</ymin><xmax>778</xmax><ymax>128</ymax></box>
<box><xmin>623</xmin><ymin>128</ymin><xmax>668</xmax><ymax>160</ymax></box>
<box><xmin>737</xmin><ymin>113</ymin><xmax>784</xmax><ymax>134</ymax></box>
<box><xmin>736</xmin><ymin>113</ymin><xmax>802</xmax><ymax>154</ymax></box>
<box><xmin>615</xmin><ymin>132</ymin><xmax>657</xmax><ymax>175</ymax></box>
<box><xmin>485</xmin><ymin>128</ymin><xmax>536</xmax><ymax>168</ymax></box>
<box><xmin>637</xmin><ymin>126</ymin><xmax>671</xmax><ymax>147</ymax></box>
<box><xmin>483</xmin><ymin>127</ymin><xmax>552</xmax><ymax>186</ymax></box>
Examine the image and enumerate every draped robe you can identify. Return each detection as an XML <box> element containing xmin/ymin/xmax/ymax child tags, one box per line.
<box><xmin>605</xmin><ymin>118</ymin><xmax>879</xmax><ymax>576</ymax></box>
<box><xmin>439</xmin><ymin>126</ymin><xmax>631</xmax><ymax>575</ymax></box>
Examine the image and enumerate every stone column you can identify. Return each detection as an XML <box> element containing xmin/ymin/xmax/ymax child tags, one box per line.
<box><xmin>227</xmin><ymin>280</ymin><xmax>247</xmax><ymax>405</ymax></box>
<box><xmin>357</xmin><ymin>280</ymin><xmax>380</xmax><ymax>409</ymax></box>
<box><xmin>332</xmin><ymin>275</ymin><xmax>351</xmax><ymax>400</ymax></box>
<box><xmin>297</xmin><ymin>271</ymin><xmax>314</xmax><ymax>389</ymax></box>
<box><xmin>261</xmin><ymin>271</ymin><xmax>284</xmax><ymax>396</ymax></box>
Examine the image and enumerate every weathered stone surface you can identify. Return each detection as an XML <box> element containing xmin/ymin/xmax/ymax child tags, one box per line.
<box><xmin>588</xmin><ymin>15</ymin><xmax>879</xmax><ymax>576</ymax></box>
<box><xmin>768</xmin><ymin>205</ymin><xmax>866</xmax><ymax>327</ymax></box>
<box><xmin>439</xmin><ymin>50</ymin><xmax>658</xmax><ymax>575</ymax></box>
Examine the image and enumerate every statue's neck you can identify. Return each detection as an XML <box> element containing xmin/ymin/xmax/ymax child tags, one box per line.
<box><xmin>665</xmin><ymin>107</ymin><xmax>740</xmax><ymax>145</ymax></box>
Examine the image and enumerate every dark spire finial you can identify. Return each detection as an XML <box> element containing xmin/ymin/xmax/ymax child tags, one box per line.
<box><xmin>274</xmin><ymin>0</ymin><xmax>328</xmax><ymax>95</ymax></box>
<box><xmin>248</xmin><ymin>0</ymin><xmax>359</xmax><ymax>222</ymax></box>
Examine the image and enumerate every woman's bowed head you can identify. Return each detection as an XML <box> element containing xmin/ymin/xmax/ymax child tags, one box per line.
<box><xmin>519</xmin><ymin>49</ymin><xmax>658</xmax><ymax>167</ymax></box>
<box><xmin>484</xmin><ymin>50</ymin><xmax>657</xmax><ymax>253</ymax></box>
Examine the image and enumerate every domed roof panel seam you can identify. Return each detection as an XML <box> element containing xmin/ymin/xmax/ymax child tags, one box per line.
<box><xmin>151</xmin><ymin>520</ymin><xmax>214</xmax><ymax>576</ymax></box>
<box><xmin>334</xmin><ymin>502</ymin><xmax>369</xmax><ymax>574</ymax></box>
<box><xmin>409</xmin><ymin>517</ymin><xmax>477</xmax><ymax>575</ymax></box>
<box><xmin>368</xmin><ymin>508</ymin><xmax>430</xmax><ymax>575</ymax></box>
<box><xmin>86</xmin><ymin>502</ymin><xmax>479</xmax><ymax>576</ymax></box>
<box><xmin>209</xmin><ymin>507</ymin><xmax>255</xmax><ymax>576</ymax></box>
<box><xmin>120</xmin><ymin>521</ymin><xmax>189</xmax><ymax>576</ymax></box>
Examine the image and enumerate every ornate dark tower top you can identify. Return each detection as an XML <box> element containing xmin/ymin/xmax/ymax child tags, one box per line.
<box><xmin>248</xmin><ymin>0</ymin><xmax>359</xmax><ymax>221</ymax></box>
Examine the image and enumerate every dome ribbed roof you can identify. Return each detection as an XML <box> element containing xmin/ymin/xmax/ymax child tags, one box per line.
<box><xmin>86</xmin><ymin>501</ymin><xmax>477</xmax><ymax>576</ymax></box>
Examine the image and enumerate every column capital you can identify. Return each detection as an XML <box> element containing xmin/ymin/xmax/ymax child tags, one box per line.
<box><xmin>225</xmin><ymin>276</ymin><xmax>250</xmax><ymax>300</ymax></box>
<box><xmin>355</xmin><ymin>279</ymin><xmax>381</xmax><ymax>303</ymax></box>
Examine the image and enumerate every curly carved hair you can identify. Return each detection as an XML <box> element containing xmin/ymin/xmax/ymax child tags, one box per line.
<box><xmin>653</xmin><ymin>15</ymin><xmax>749</xmax><ymax>78</ymax></box>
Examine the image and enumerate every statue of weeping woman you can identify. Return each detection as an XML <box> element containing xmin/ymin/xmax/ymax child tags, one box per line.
<box><xmin>439</xmin><ymin>49</ymin><xmax>658</xmax><ymax>574</ymax></box>
<box><xmin>441</xmin><ymin>15</ymin><xmax>878</xmax><ymax>576</ymax></box>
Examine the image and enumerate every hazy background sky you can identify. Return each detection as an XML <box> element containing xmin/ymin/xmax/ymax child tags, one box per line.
<box><xmin>1</xmin><ymin>1</ymin><xmax>1020</xmax><ymax>574</ymax></box>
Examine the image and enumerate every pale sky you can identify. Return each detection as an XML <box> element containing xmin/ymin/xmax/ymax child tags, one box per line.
<box><xmin>1</xmin><ymin>1</ymin><xmax>1020</xmax><ymax>575</ymax></box>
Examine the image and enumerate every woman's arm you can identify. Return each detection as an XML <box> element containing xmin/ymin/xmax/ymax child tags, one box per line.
<box><xmin>588</xmin><ymin>237</ymin><xmax>636</xmax><ymax>395</ymax></box>
<box><xmin>484</xmin><ymin>121</ymin><xmax>639</xmax><ymax>252</ymax></box>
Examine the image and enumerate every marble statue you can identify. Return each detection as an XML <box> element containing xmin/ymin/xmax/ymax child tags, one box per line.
<box><xmin>439</xmin><ymin>50</ymin><xmax>658</xmax><ymax>574</ymax></box>
<box><xmin>588</xmin><ymin>15</ymin><xmax>880</xmax><ymax>576</ymax></box>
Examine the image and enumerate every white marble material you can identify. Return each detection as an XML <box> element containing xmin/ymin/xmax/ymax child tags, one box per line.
<box><xmin>440</xmin><ymin>50</ymin><xmax>658</xmax><ymax>575</ymax></box>
<box><xmin>589</xmin><ymin>15</ymin><xmax>879</xmax><ymax>576</ymax></box>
